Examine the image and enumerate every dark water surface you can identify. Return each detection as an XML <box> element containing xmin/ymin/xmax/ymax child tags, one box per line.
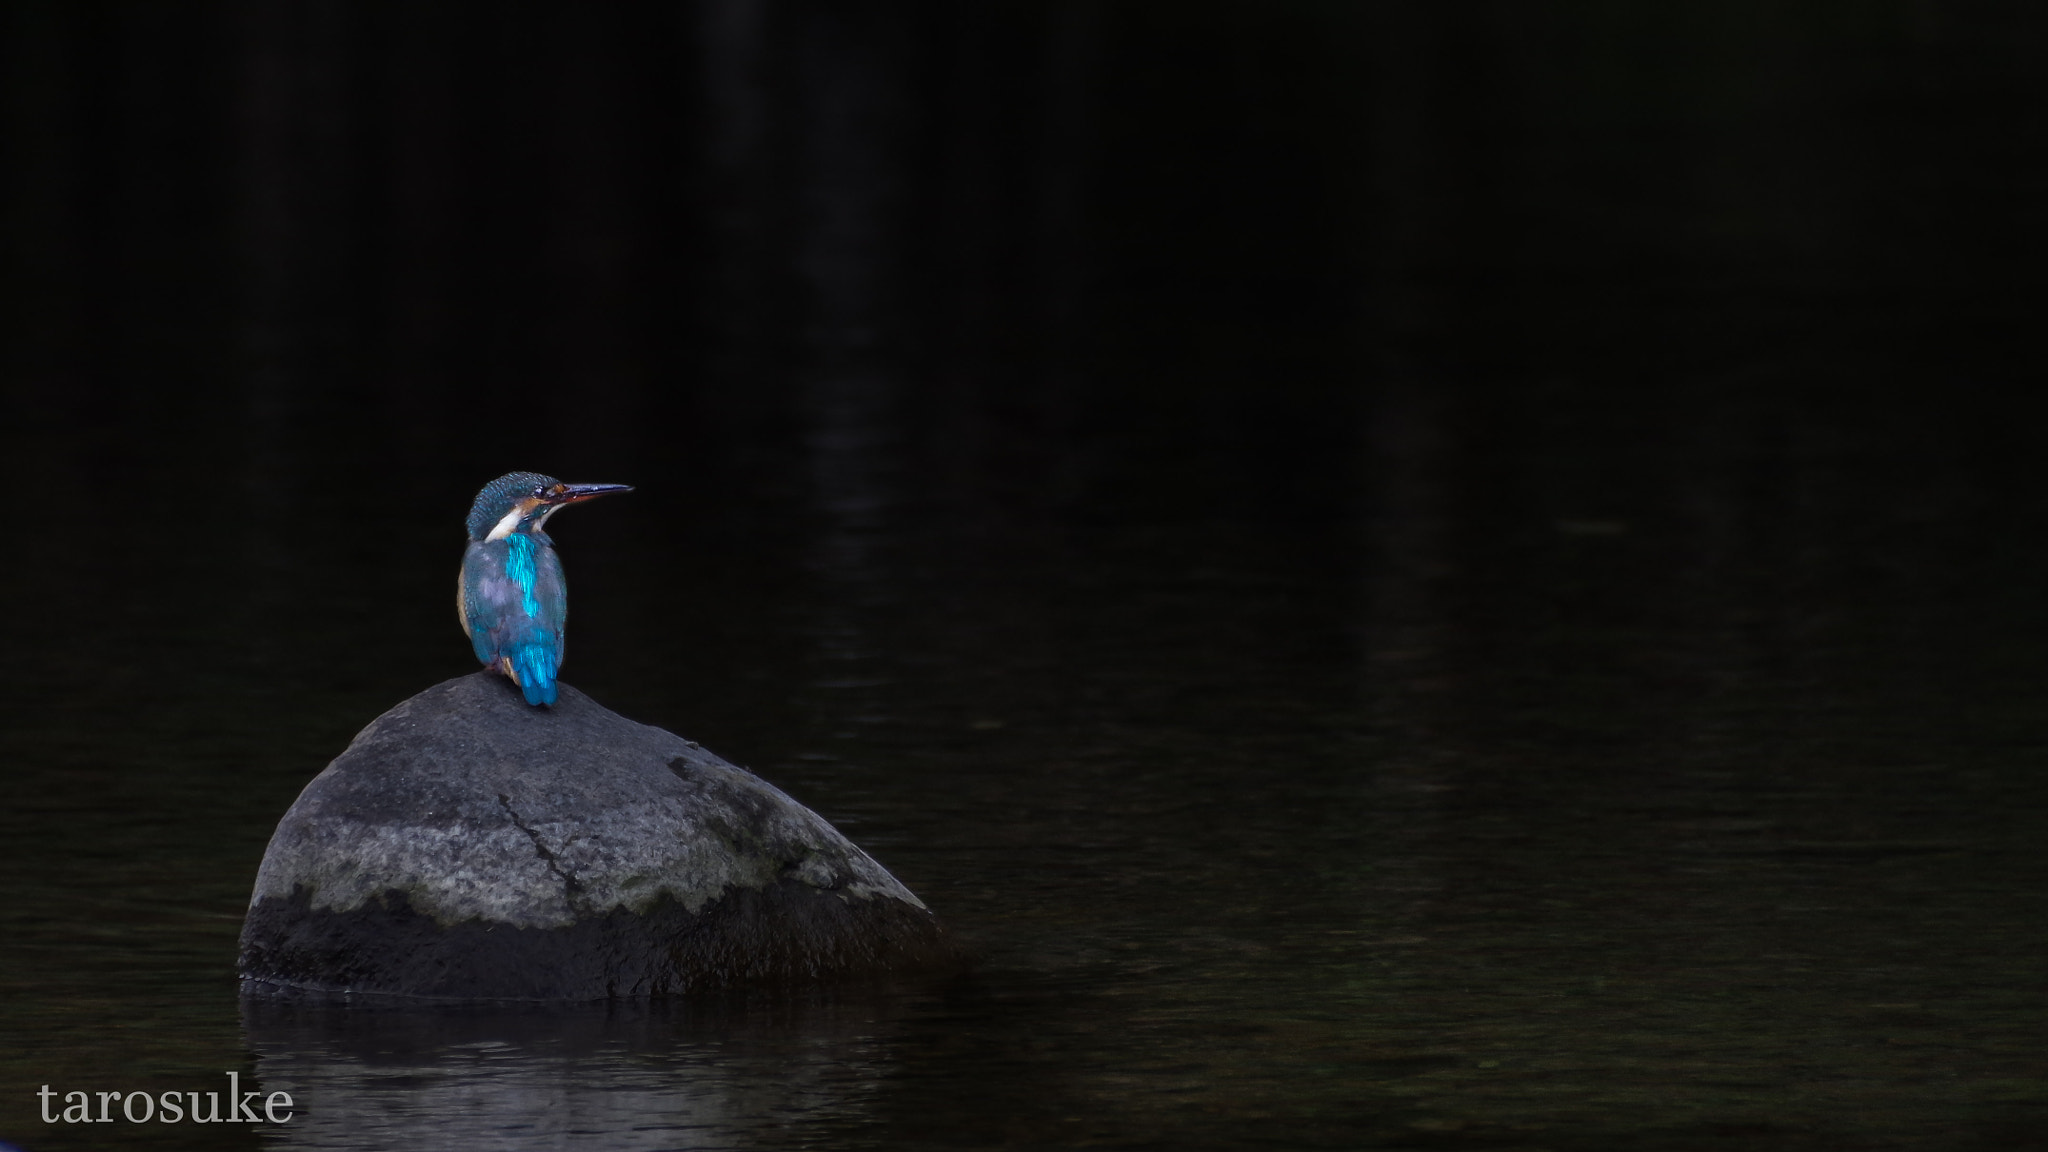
<box><xmin>7</xmin><ymin>4</ymin><xmax>2048</xmax><ymax>1149</ymax></box>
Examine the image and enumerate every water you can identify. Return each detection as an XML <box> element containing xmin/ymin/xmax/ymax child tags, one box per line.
<box><xmin>6</xmin><ymin>4</ymin><xmax>2048</xmax><ymax>1149</ymax></box>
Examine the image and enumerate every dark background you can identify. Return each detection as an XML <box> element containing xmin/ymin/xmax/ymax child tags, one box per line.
<box><xmin>6</xmin><ymin>2</ymin><xmax>2048</xmax><ymax>1149</ymax></box>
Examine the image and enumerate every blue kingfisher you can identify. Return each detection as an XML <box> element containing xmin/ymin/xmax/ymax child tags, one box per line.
<box><xmin>459</xmin><ymin>471</ymin><xmax>632</xmax><ymax>706</ymax></box>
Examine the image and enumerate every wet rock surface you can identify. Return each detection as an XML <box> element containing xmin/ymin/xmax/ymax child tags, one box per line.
<box><xmin>239</xmin><ymin>673</ymin><xmax>954</xmax><ymax>999</ymax></box>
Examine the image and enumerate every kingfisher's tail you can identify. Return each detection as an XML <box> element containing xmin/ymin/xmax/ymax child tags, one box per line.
<box><xmin>511</xmin><ymin>644</ymin><xmax>560</xmax><ymax>707</ymax></box>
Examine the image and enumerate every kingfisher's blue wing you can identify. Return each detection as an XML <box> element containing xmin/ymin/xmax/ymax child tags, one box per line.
<box><xmin>460</xmin><ymin>537</ymin><xmax>569</xmax><ymax>706</ymax></box>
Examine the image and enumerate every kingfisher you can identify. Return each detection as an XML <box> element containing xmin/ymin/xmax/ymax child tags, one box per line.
<box><xmin>459</xmin><ymin>471</ymin><xmax>632</xmax><ymax>706</ymax></box>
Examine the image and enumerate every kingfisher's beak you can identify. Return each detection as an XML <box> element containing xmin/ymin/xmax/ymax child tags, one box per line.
<box><xmin>545</xmin><ymin>482</ymin><xmax>634</xmax><ymax>506</ymax></box>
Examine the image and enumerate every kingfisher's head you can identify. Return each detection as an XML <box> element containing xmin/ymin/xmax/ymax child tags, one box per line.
<box><xmin>465</xmin><ymin>471</ymin><xmax>633</xmax><ymax>542</ymax></box>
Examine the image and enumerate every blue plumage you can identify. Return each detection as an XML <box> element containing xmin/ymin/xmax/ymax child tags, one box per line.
<box><xmin>458</xmin><ymin>471</ymin><xmax>631</xmax><ymax>707</ymax></box>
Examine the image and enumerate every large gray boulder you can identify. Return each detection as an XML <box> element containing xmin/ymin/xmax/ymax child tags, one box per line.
<box><xmin>239</xmin><ymin>673</ymin><xmax>954</xmax><ymax>999</ymax></box>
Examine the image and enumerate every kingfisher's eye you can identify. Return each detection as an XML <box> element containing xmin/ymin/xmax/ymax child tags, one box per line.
<box><xmin>532</xmin><ymin>486</ymin><xmax>546</xmax><ymax>498</ymax></box>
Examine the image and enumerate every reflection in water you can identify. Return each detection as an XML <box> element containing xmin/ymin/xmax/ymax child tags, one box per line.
<box><xmin>1354</xmin><ymin>379</ymin><xmax>1456</xmax><ymax>933</ymax></box>
<box><xmin>789</xmin><ymin>4</ymin><xmax>911</xmax><ymax>750</ymax></box>
<box><xmin>243</xmin><ymin>987</ymin><xmax>923</xmax><ymax>1151</ymax></box>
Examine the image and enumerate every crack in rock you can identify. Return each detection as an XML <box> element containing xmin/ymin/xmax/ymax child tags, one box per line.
<box><xmin>498</xmin><ymin>793</ymin><xmax>585</xmax><ymax>904</ymax></box>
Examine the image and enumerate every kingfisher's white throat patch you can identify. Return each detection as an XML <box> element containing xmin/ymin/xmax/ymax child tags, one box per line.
<box><xmin>484</xmin><ymin>499</ymin><xmax>542</xmax><ymax>542</ymax></box>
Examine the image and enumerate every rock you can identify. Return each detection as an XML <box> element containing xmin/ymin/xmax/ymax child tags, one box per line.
<box><xmin>238</xmin><ymin>672</ymin><xmax>955</xmax><ymax>999</ymax></box>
